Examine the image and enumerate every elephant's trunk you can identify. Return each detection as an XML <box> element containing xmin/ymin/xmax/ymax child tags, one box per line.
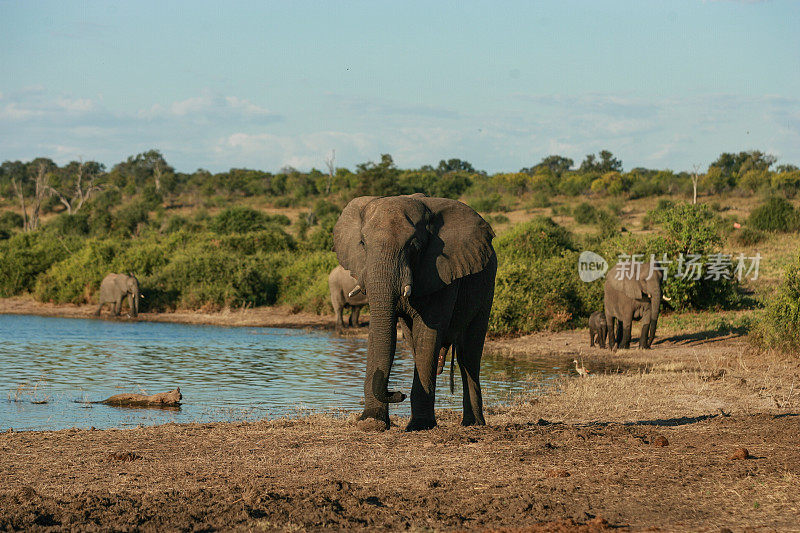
<box><xmin>132</xmin><ymin>287</ymin><xmax>140</xmax><ymax>317</ymax></box>
<box><xmin>647</xmin><ymin>291</ymin><xmax>660</xmax><ymax>348</ymax></box>
<box><xmin>363</xmin><ymin>257</ymin><xmax>406</xmax><ymax>406</ymax></box>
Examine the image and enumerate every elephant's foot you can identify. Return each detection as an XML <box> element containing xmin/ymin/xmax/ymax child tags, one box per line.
<box><xmin>461</xmin><ymin>417</ymin><xmax>485</xmax><ymax>427</ymax></box>
<box><xmin>405</xmin><ymin>417</ymin><xmax>437</xmax><ymax>432</ymax></box>
<box><xmin>357</xmin><ymin>408</ymin><xmax>389</xmax><ymax>432</ymax></box>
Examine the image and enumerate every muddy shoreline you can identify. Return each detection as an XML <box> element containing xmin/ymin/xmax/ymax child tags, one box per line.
<box><xmin>2</xmin><ymin>297</ymin><xmax>800</xmax><ymax>530</ymax></box>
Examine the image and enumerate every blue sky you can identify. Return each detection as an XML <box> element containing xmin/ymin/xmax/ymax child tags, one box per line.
<box><xmin>1</xmin><ymin>0</ymin><xmax>798</xmax><ymax>173</ymax></box>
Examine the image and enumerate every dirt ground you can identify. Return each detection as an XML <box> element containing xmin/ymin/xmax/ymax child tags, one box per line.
<box><xmin>2</xmin><ymin>299</ymin><xmax>800</xmax><ymax>531</ymax></box>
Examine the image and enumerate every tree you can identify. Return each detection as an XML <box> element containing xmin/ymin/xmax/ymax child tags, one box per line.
<box><xmin>324</xmin><ymin>150</ymin><xmax>335</xmax><ymax>195</ymax></box>
<box><xmin>436</xmin><ymin>158</ymin><xmax>475</xmax><ymax>174</ymax></box>
<box><xmin>46</xmin><ymin>159</ymin><xmax>105</xmax><ymax>214</ymax></box>
<box><xmin>356</xmin><ymin>154</ymin><xmax>401</xmax><ymax>196</ymax></box>
<box><xmin>691</xmin><ymin>164</ymin><xmax>700</xmax><ymax>205</ymax></box>
<box><xmin>522</xmin><ymin>155</ymin><xmax>573</xmax><ymax>177</ymax></box>
<box><xmin>580</xmin><ymin>150</ymin><xmax>622</xmax><ymax>174</ymax></box>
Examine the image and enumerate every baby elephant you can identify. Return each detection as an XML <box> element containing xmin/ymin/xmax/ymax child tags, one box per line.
<box><xmin>588</xmin><ymin>311</ymin><xmax>607</xmax><ymax>348</ymax></box>
<box><xmin>328</xmin><ymin>265</ymin><xmax>368</xmax><ymax>331</ymax></box>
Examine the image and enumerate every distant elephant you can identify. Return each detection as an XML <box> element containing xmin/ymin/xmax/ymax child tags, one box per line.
<box><xmin>588</xmin><ymin>311</ymin><xmax>607</xmax><ymax>348</ymax></box>
<box><xmin>604</xmin><ymin>260</ymin><xmax>667</xmax><ymax>350</ymax></box>
<box><xmin>329</xmin><ymin>265</ymin><xmax>368</xmax><ymax>330</ymax></box>
<box><xmin>95</xmin><ymin>273</ymin><xmax>141</xmax><ymax>318</ymax></box>
<box><xmin>333</xmin><ymin>194</ymin><xmax>496</xmax><ymax>431</ymax></box>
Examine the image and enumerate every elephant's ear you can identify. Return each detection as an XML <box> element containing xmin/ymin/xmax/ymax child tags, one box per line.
<box><xmin>415</xmin><ymin>197</ymin><xmax>495</xmax><ymax>295</ymax></box>
<box><xmin>333</xmin><ymin>196</ymin><xmax>378</xmax><ymax>279</ymax></box>
<box><xmin>607</xmin><ymin>265</ymin><xmax>643</xmax><ymax>301</ymax></box>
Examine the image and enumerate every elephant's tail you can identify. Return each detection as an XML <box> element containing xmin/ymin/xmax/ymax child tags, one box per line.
<box><xmin>449</xmin><ymin>347</ymin><xmax>456</xmax><ymax>394</ymax></box>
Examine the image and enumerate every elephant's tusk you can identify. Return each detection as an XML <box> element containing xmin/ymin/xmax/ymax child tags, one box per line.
<box><xmin>348</xmin><ymin>285</ymin><xmax>362</xmax><ymax>298</ymax></box>
<box><xmin>402</xmin><ymin>285</ymin><xmax>412</xmax><ymax>298</ymax></box>
<box><xmin>140</xmin><ymin>294</ymin><xmax>145</xmax><ymax>299</ymax></box>
<box><xmin>662</xmin><ymin>296</ymin><xmax>672</xmax><ymax>301</ymax></box>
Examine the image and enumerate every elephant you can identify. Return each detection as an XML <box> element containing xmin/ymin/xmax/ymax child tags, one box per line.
<box><xmin>604</xmin><ymin>260</ymin><xmax>667</xmax><ymax>350</ymax></box>
<box><xmin>333</xmin><ymin>194</ymin><xmax>497</xmax><ymax>431</ymax></box>
<box><xmin>329</xmin><ymin>265</ymin><xmax>368</xmax><ymax>330</ymax></box>
<box><xmin>95</xmin><ymin>273</ymin><xmax>141</xmax><ymax>318</ymax></box>
<box><xmin>588</xmin><ymin>311</ymin><xmax>607</xmax><ymax>348</ymax></box>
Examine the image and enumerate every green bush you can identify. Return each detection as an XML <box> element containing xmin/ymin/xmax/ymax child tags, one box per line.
<box><xmin>209</xmin><ymin>206</ymin><xmax>288</xmax><ymax>234</ymax></box>
<box><xmin>489</xmin><ymin>253</ymin><xmax>602</xmax><ymax>335</ymax></box>
<box><xmin>33</xmin><ymin>239</ymin><xmax>121</xmax><ymax>304</ymax></box>
<box><xmin>467</xmin><ymin>194</ymin><xmax>508</xmax><ymax>213</ymax></box>
<box><xmin>150</xmin><ymin>249</ymin><xmax>282</xmax><ymax>310</ymax></box>
<box><xmin>494</xmin><ymin>217</ymin><xmax>575</xmax><ymax>263</ymax></box>
<box><xmin>748</xmin><ymin>197</ymin><xmax>799</xmax><ymax>232</ymax></box>
<box><xmin>277</xmin><ymin>251</ymin><xmax>338</xmax><ymax>313</ymax></box>
<box><xmin>219</xmin><ymin>227</ymin><xmax>296</xmax><ymax>254</ymax></box>
<box><xmin>0</xmin><ymin>210</ymin><xmax>24</xmax><ymax>232</ymax></box>
<box><xmin>731</xmin><ymin>227</ymin><xmax>767</xmax><ymax>246</ymax></box>
<box><xmin>113</xmin><ymin>201</ymin><xmax>150</xmax><ymax>236</ymax></box>
<box><xmin>0</xmin><ymin>232</ymin><xmax>78</xmax><ymax>296</ymax></box>
<box><xmin>45</xmin><ymin>213</ymin><xmax>90</xmax><ymax>236</ymax></box>
<box><xmin>572</xmin><ymin>202</ymin><xmax>598</xmax><ymax>224</ymax></box>
<box><xmin>751</xmin><ymin>254</ymin><xmax>800</xmax><ymax>352</ymax></box>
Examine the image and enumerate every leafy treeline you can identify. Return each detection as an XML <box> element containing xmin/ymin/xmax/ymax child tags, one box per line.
<box><xmin>2</xmin><ymin>149</ymin><xmax>799</xmax><ymax>227</ymax></box>
<box><xmin>0</xmin><ymin>149</ymin><xmax>797</xmax><ymax>345</ymax></box>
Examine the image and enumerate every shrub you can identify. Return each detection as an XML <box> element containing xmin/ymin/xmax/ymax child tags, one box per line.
<box><xmin>220</xmin><ymin>227</ymin><xmax>296</xmax><ymax>254</ymax></box>
<box><xmin>113</xmin><ymin>201</ymin><xmax>150</xmax><ymax>236</ymax></box>
<box><xmin>748</xmin><ymin>197</ymin><xmax>799</xmax><ymax>232</ymax></box>
<box><xmin>150</xmin><ymin>249</ymin><xmax>282</xmax><ymax>310</ymax></box>
<box><xmin>572</xmin><ymin>202</ymin><xmax>598</xmax><ymax>224</ymax></box>
<box><xmin>0</xmin><ymin>210</ymin><xmax>24</xmax><ymax>232</ymax></box>
<box><xmin>640</xmin><ymin>203</ymin><xmax>741</xmax><ymax>310</ymax></box>
<box><xmin>489</xmin><ymin>253</ymin><xmax>602</xmax><ymax>335</ymax></box>
<box><xmin>33</xmin><ymin>239</ymin><xmax>121</xmax><ymax>304</ymax></box>
<box><xmin>467</xmin><ymin>193</ymin><xmax>508</xmax><ymax>213</ymax></box>
<box><xmin>0</xmin><ymin>232</ymin><xmax>78</xmax><ymax>296</ymax></box>
<box><xmin>209</xmin><ymin>206</ymin><xmax>287</xmax><ymax>234</ymax></box>
<box><xmin>494</xmin><ymin>217</ymin><xmax>575</xmax><ymax>263</ymax></box>
<box><xmin>751</xmin><ymin>254</ymin><xmax>800</xmax><ymax>352</ymax></box>
<box><xmin>731</xmin><ymin>227</ymin><xmax>766</xmax><ymax>246</ymax></box>
<box><xmin>277</xmin><ymin>252</ymin><xmax>338</xmax><ymax>313</ymax></box>
<box><xmin>45</xmin><ymin>213</ymin><xmax>90</xmax><ymax>236</ymax></box>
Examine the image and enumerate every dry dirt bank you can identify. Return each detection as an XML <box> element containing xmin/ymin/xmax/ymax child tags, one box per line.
<box><xmin>2</xmin><ymin>298</ymin><xmax>800</xmax><ymax>530</ymax></box>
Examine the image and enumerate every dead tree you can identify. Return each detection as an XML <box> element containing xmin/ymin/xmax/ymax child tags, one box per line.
<box><xmin>324</xmin><ymin>149</ymin><xmax>335</xmax><ymax>195</ymax></box>
<box><xmin>46</xmin><ymin>159</ymin><xmax>102</xmax><ymax>214</ymax></box>
<box><xmin>691</xmin><ymin>164</ymin><xmax>701</xmax><ymax>205</ymax></box>
<box><xmin>10</xmin><ymin>176</ymin><xmax>29</xmax><ymax>231</ymax></box>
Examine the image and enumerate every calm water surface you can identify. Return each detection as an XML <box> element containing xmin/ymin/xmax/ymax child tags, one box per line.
<box><xmin>0</xmin><ymin>314</ymin><xmax>568</xmax><ymax>431</ymax></box>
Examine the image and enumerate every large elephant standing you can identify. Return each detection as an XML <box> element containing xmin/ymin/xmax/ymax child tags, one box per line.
<box><xmin>328</xmin><ymin>265</ymin><xmax>368</xmax><ymax>330</ymax></box>
<box><xmin>333</xmin><ymin>194</ymin><xmax>496</xmax><ymax>431</ymax></box>
<box><xmin>95</xmin><ymin>273</ymin><xmax>141</xmax><ymax>318</ymax></box>
<box><xmin>604</xmin><ymin>261</ymin><xmax>663</xmax><ymax>350</ymax></box>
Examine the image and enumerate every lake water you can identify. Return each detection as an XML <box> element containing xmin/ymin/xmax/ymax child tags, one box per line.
<box><xmin>0</xmin><ymin>314</ymin><xmax>568</xmax><ymax>431</ymax></box>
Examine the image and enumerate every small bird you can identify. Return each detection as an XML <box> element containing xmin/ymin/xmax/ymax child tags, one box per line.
<box><xmin>573</xmin><ymin>359</ymin><xmax>591</xmax><ymax>377</ymax></box>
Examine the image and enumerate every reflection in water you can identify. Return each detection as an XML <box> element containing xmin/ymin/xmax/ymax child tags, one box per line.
<box><xmin>0</xmin><ymin>314</ymin><xmax>567</xmax><ymax>431</ymax></box>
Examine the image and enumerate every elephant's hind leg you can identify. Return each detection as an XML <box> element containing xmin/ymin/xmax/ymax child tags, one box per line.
<box><xmin>95</xmin><ymin>303</ymin><xmax>103</xmax><ymax>316</ymax></box>
<box><xmin>457</xmin><ymin>310</ymin><xmax>489</xmax><ymax>427</ymax></box>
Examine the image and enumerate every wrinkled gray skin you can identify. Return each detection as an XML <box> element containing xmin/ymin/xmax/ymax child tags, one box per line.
<box><xmin>604</xmin><ymin>261</ymin><xmax>663</xmax><ymax>350</ymax></box>
<box><xmin>609</xmin><ymin>298</ymin><xmax>651</xmax><ymax>347</ymax></box>
<box><xmin>329</xmin><ymin>265</ymin><xmax>368</xmax><ymax>330</ymax></box>
<box><xmin>588</xmin><ymin>311</ymin><xmax>607</xmax><ymax>348</ymax></box>
<box><xmin>334</xmin><ymin>194</ymin><xmax>496</xmax><ymax>431</ymax></box>
<box><xmin>95</xmin><ymin>273</ymin><xmax>140</xmax><ymax>318</ymax></box>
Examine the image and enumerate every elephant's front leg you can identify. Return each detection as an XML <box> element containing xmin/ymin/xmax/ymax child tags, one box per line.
<box><xmin>406</xmin><ymin>321</ymin><xmax>440</xmax><ymax>432</ymax></box>
<box><xmin>114</xmin><ymin>297</ymin><xmax>123</xmax><ymax>316</ymax></box>
<box><xmin>638</xmin><ymin>320</ymin><xmax>651</xmax><ymax>349</ymax></box>
<box><xmin>620</xmin><ymin>319</ymin><xmax>633</xmax><ymax>349</ymax></box>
